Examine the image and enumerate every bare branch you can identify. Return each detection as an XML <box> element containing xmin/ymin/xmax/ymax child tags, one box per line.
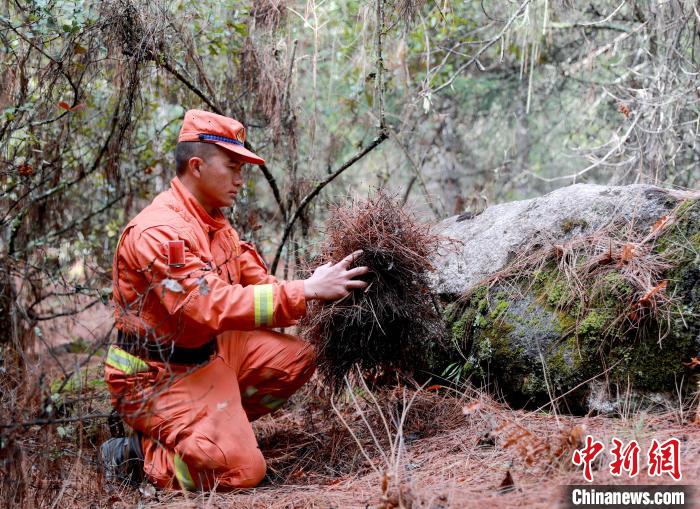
<box><xmin>270</xmin><ymin>132</ymin><xmax>389</xmax><ymax>274</ymax></box>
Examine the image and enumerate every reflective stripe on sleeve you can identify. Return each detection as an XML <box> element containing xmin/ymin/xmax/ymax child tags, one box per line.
<box><xmin>173</xmin><ymin>454</ymin><xmax>195</xmax><ymax>491</ymax></box>
<box><xmin>105</xmin><ymin>345</ymin><xmax>150</xmax><ymax>374</ymax></box>
<box><xmin>253</xmin><ymin>284</ymin><xmax>274</xmax><ymax>327</ymax></box>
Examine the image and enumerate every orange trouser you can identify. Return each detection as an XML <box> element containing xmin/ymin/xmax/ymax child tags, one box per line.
<box><xmin>104</xmin><ymin>329</ymin><xmax>316</xmax><ymax>490</ymax></box>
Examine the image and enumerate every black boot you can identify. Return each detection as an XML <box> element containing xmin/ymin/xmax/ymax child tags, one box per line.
<box><xmin>100</xmin><ymin>433</ymin><xmax>144</xmax><ymax>487</ymax></box>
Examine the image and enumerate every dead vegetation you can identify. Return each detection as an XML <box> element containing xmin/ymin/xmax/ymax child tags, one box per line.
<box><xmin>138</xmin><ymin>380</ymin><xmax>700</xmax><ymax>508</ymax></box>
<box><xmin>3</xmin><ymin>342</ymin><xmax>700</xmax><ymax>509</ymax></box>
<box><xmin>299</xmin><ymin>192</ymin><xmax>445</xmax><ymax>388</ymax></box>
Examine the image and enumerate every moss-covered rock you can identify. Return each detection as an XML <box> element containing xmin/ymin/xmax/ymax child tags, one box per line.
<box><xmin>438</xmin><ymin>197</ymin><xmax>700</xmax><ymax>413</ymax></box>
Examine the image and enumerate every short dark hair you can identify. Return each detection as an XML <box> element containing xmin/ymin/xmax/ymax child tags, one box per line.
<box><xmin>174</xmin><ymin>142</ymin><xmax>220</xmax><ymax>176</ymax></box>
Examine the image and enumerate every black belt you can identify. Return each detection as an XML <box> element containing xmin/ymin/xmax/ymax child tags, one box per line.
<box><xmin>116</xmin><ymin>330</ymin><xmax>216</xmax><ymax>365</ymax></box>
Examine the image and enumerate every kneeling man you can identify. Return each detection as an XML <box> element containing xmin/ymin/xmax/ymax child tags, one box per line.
<box><xmin>101</xmin><ymin>109</ymin><xmax>368</xmax><ymax>490</ymax></box>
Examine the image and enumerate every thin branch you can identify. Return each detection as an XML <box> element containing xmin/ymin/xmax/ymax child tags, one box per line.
<box><xmin>270</xmin><ymin>132</ymin><xmax>389</xmax><ymax>273</ymax></box>
<box><xmin>526</xmin><ymin>113</ymin><xmax>641</xmax><ymax>183</ymax></box>
<box><xmin>375</xmin><ymin>0</ymin><xmax>386</xmax><ymax>130</ymax></box>
<box><xmin>547</xmin><ymin>21</ymin><xmax>633</xmax><ymax>33</ymax></box>
<box><xmin>0</xmin><ymin>412</ymin><xmax>112</xmax><ymax>430</ymax></box>
<box><xmin>157</xmin><ymin>56</ymin><xmax>223</xmax><ymax>114</ymax></box>
<box><xmin>14</xmin><ymin>194</ymin><xmax>125</xmax><ymax>256</ymax></box>
<box><xmin>429</xmin><ymin>0</ymin><xmax>532</xmax><ymax>96</ymax></box>
<box><xmin>401</xmin><ymin>176</ymin><xmax>417</xmax><ymax>205</ymax></box>
<box><xmin>245</xmin><ymin>141</ymin><xmax>287</xmax><ymax>219</ymax></box>
<box><xmin>27</xmin><ymin>297</ymin><xmax>100</xmax><ymax>322</ymax></box>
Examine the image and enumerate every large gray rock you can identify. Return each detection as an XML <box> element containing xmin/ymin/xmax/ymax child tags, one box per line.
<box><xmin>430</xmin><ymin>184</ymin><xmax>700</xmax><ymax>413</ymax></box>
<box><xmin>430</xmin><ymin>184</ymin><xmax>685</xmax><ymax>295</ymax></box>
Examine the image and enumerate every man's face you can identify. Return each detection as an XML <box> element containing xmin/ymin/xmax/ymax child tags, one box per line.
<box><xmin>194</xmin><ymin>148</ymin><xmax>245</xmax><ymax>210</ymax></box>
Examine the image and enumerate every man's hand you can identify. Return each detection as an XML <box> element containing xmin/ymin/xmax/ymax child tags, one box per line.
<box><xmin>304</xmin><ymin>250</ymin><xmax>370</xmax><ymax>301</ymax></box>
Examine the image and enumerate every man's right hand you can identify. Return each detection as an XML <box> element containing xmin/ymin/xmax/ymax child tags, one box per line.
<box><xmin>303</xmin><ymin>250</ymin><xmax>370</xmax><ymax>301</ymax></box>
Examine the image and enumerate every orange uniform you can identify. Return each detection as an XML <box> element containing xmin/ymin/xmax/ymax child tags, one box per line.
<box><xmin>106</xmin><ymin>176</ymin><xmax>316</xmax><ymax>490</ymax></box>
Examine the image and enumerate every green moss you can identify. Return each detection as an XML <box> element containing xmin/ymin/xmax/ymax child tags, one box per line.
<box><xmin>556</xmin><ymin>310</ymin><xmax>577</xmax><ymax>332</ymax></box>
<box><xmin>546</xmin><ymin>279</ymin><xmax>571</xmax><ymax>308</ymax></box>
<box><xmin>560</xmin><ymin>217</ymin><xmax>589</xmax><ymax>234</ymax></box>
<box><xmin>607</xmin><ymin>329</ymin><xmax>697</xmax><ymax>391</ymax></box>
<box><xmin>451</xmin><ymin>314</ymin><xmax>468</xmax><ymax>341</ymax></box>
<box><xmin>599</xmin><ymin>272</ymin><xmax>633</xmax><ymax>307</ymax></box>
<box><xmin>577</xmin><ymin>310</ymin><xmax>612</xmax><ymax>338</ymax></box>
<box><xmin>64</xmin><ymin>337</ymin><xmax>105</xmax><ymax>355</ymax></box>
<box><xmin>634</xmin><ymin>197</ymin><xmax>700</xmax><ymax>391</ymax></box>
<box><xmin>522</xmin><ymin>372</ymin><xmax>546</xmax><ymax>395</ymax></box>
<box><xmin>470</xmin><ymin>291</ymin><xmax>519</xmax><ymax>365</ymax></box>
<box><xmin>490</xmin><ymin>299</ymin><xmax>510</xmax><ymax>319</ymax></box>
<box><xmin>530</xmin><ymin>263</ymin><xmax>575</xmax><ymax>309</ymax></box>
<box><xmin>675</xmin><ymin>197</ymin><xmax>697</xmax><ymax>216</ymax></box>
<box><xmin>447</xmin><ymin>304</ymin><xmax>476</xmax><ymax>347</ymax></box>
<box><xmin>656</xmin><ymin>199</ymin><xmax>700</xmax><ymax>254</ymax></box>
<box><xmin>602</xmin><ymin>272</ymin><xmax>632</xmax><ymax>295</ymax></box>
<box><xmin>690</xmin><ymin>232</ymin><xmax>700</xmax><ymax>250</ymax></box>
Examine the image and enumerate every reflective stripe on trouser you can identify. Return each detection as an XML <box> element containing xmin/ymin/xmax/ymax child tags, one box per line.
<box><xmin>104</xmin><ymin>329</ymin><xmax>316</xmax><ymax>491</ymax></box>
<box><xmin>173</xmin><ymin>454</ymin><xmax>195</xmax><ymax>490</ymax></box>
<box><xmin>242</xmin><ymin>386</ymin><xmax>287</xmax><ymax>411</ymax></box>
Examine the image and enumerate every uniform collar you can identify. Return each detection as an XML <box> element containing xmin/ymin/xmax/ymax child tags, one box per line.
<box><xmin>170</xmin><ymin>177</ymin><xmax>228</xmax><ymax>233</ymax></box>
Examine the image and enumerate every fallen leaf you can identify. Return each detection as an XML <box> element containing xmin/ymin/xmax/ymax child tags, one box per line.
<box><xmin>553</xmin><ymin>425</ymin><xmax>586</xmax><ymax>459</ymax></box>
<box><xmin>289</xmin><ymin>468</ymin><xmax>305</xmax><ymax>479</ymax></box>
<box><xmin>553</xmin><ymin>244</ymin><xmax>565</xmax><ymax>258</ymax></box>
<box><xmin>462</xmin><ymin>401</ymin><xmax>482</xmax><ymax>416</ymax></box>
<box><xmin>638</xmin><ymin>280</ymin><xmax>668</xmax><ymax>306</ymax></box>
<box><xmin>650</xmin><ymin>215</ymin><xmax>669</xmax><ymax>235</ymax></box>
<box><xmin>619</xmin><ymin>243</ymin><xmax>636</xmax><ymax>264</ymax></box>
<box><xmin>567</xmin><ymin>425</ymin><xmax>585</xmax><ymax>448</ymax></box>
<box><xmin>618</xmin><ymin>102</ymin><xmax>631</xmax><ymax>118</ymax></box>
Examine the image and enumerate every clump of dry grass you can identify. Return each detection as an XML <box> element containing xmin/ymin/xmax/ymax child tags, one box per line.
<box><xmin>299</xmin><ymin>192</ymin><xmax>446</xmax><ymax>389</ymax></box>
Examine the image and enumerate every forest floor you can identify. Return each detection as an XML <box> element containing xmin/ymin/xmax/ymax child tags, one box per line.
<box><xmin>7</xmin><ymin>344</ymin><xmax>700</xmax><ymax>509</ymax></box>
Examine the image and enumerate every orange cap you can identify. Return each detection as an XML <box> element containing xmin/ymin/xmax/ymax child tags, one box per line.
<box><xmin>177</xmin><ymin>109</ymin><xmax>265</xmax><ymax>165</ymax></box>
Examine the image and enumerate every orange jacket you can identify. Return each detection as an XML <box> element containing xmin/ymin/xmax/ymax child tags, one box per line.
<box><xmin>112</xmin><ymin>177</ymin><xmax>306</xmax><ymax>348</ymax></box>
